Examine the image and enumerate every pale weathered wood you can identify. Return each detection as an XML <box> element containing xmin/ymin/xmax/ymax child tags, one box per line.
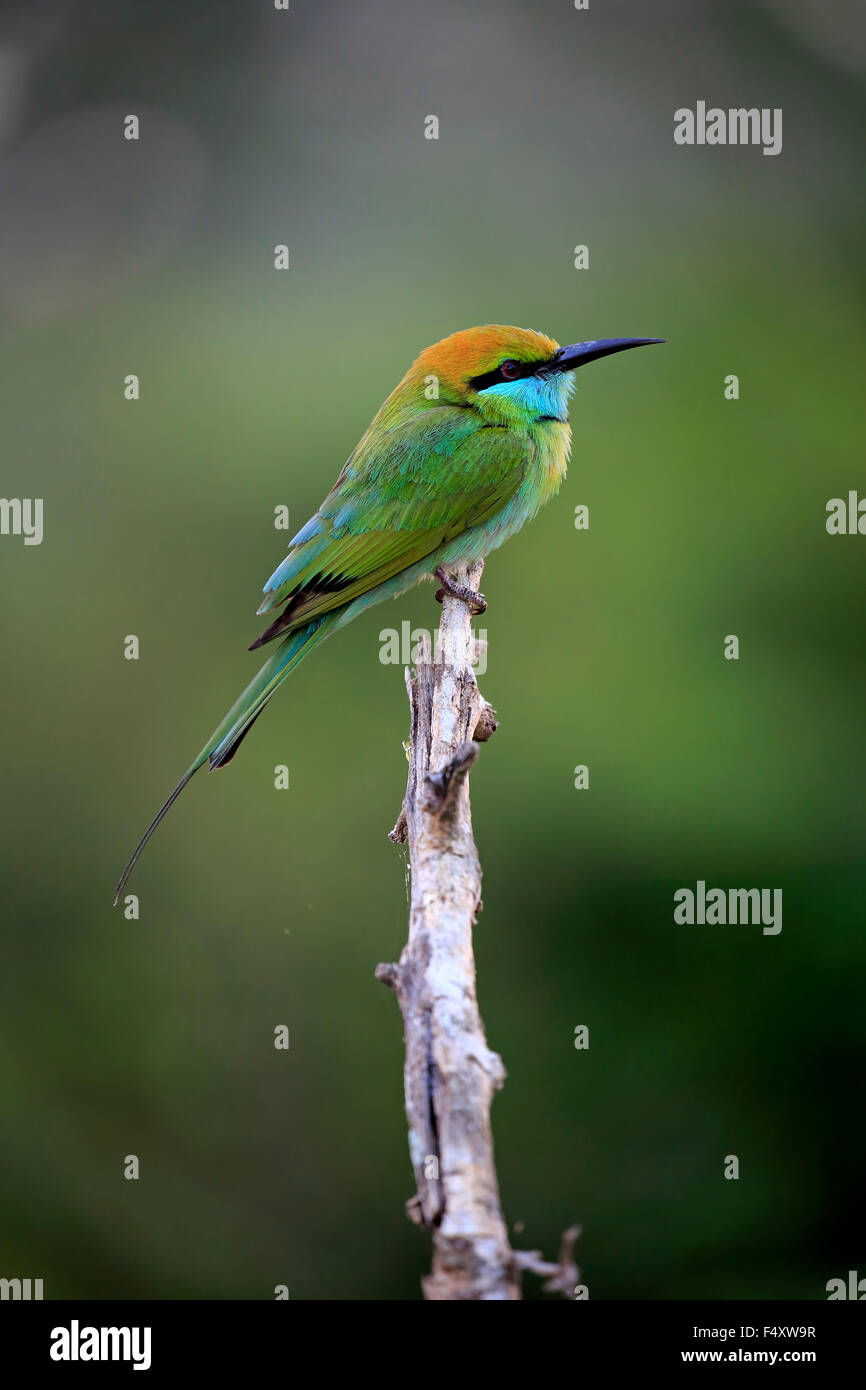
<box><xmin>376</xmin><ymin>560</ymin><xmax>519</xmax><ymax>1299</ymax></box>
<box><xmin>377</xmin><ymin>561</ymin><xmax>581</xmax><ymax>1301</ymax></box>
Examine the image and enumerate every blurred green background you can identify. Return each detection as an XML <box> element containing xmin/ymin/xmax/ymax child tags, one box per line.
<box><xmin>0</xmin><ymin>0</ymin><xmax>864</xmax><ymax>1299</ymax></box>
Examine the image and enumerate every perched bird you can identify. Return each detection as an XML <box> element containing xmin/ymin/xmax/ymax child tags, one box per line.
<box><xmin>114</xmin><ymin>325</ymin><xmax>661</xmax><ymax>902</ymax></box>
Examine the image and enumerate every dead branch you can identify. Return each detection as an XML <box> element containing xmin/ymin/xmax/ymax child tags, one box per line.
<box><xmin>377</xmin><ymin>561</ymin><xmax>516</xmax><ymax>1298</ymax></box>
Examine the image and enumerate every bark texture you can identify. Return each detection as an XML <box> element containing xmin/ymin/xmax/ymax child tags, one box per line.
<box><xmin>377</xmin><ymin>561</ymin><xmax>518</xmax><ymax>1299</ymax></box>
<box><xmin>378</xmin><ymin>561</ymin><xmax>581</xmax><ymax>1301</ymax></box>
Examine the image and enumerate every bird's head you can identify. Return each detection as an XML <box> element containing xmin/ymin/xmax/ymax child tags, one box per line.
<box><xmin>407</xmin><ymin>324</ymin><xmax>662</xmax><ymax>427</ymax></box>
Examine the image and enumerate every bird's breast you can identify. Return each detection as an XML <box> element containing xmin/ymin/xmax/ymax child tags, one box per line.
<box><xmin>533</xmin><ymin>419</ymin><xmax>571</xmax><ymax>499</ymax></box>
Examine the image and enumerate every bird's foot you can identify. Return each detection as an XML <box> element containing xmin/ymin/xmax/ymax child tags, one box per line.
<box><xmin>433</xmin><ymin>566</ymin><xmax>487</xmax><ymax>616</ymax></box>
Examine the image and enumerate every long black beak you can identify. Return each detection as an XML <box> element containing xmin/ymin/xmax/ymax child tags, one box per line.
<box><xmin>549</xmin><ymin>338</ymin><xmax>664</xmax><ymax>373</ymax></box>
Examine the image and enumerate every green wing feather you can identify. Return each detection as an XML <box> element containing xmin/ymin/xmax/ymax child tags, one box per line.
<box><xmin>253</xmin><ymin>407</ymin><xmax>529</xmax><ymax>644</ymax></box>
<box><xmin>115</xmin><ymin>406</ymin><xmax>531</xmax><ymax>903</ymax></box>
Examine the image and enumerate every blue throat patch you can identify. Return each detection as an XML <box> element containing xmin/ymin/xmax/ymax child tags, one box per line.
<box><xmin>481</xmin><ymin>370</ymin><xmax>575</xmax><ymax>422</ymax></box>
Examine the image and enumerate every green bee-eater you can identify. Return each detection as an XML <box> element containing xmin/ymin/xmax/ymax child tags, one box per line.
<box><xmin>115</xmin><ymin>325</ymin><xmax>661</xmax><ymax>901</ymax></box>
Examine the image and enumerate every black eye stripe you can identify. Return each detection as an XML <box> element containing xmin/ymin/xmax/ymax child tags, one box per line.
<box><xmin>469</xmin><ymin>357</ymin><xmax>554</xmax><ymax>391</ymax></box>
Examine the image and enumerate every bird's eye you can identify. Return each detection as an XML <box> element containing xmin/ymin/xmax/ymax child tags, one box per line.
<box><xmin>499</xmin><ymin>359</ymin><xmax>521</xmax><ymax>380</ymax></box>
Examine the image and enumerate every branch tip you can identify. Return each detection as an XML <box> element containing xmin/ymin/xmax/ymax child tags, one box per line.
<box><xmin>375</xmin><ymin>961</ymin><xmax>400</xmax><ymax>990</ymax></box>
<box><xmin>512</xmin><ymin>1223</ymin><xmax>582</xmax><ymax>1298</ymax></box>
<box><xmin>423</xmin><ymin>740</ymin><xmax>478</xmax><ymax>812</ymax></box>
<box><xmin>405</xmin><ymin>1194</ymin><xmax>426</xmax><ymax>1227</ymax></box>
<box><xmin>473</xmin><ymin>704</ymin><xmax>499</xmax><ymax>742</ymax></box>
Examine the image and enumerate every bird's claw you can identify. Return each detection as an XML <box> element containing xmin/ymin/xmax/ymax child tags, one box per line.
<box><xmin>433</xmin><ymin>567</ymin><xmax>487</xmax><ymax>616</ymax></box>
